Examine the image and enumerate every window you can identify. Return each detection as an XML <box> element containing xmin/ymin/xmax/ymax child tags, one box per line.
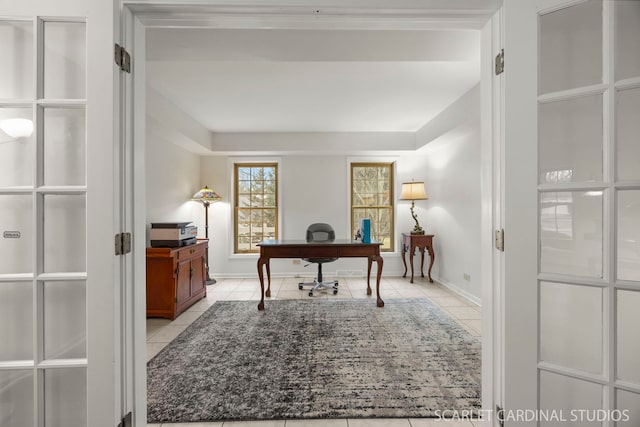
<box><xmin>234</xmin><ymin>163</ymin><xmax>278</xmax><ymax>253</ymax></box>
<box><xmin>351</xmin><ymin>162</ymin><xmax>394</xmax><ymax>251</ymax></box>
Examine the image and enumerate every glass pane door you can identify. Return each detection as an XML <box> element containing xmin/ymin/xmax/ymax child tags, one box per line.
<box><xmin>537</xmin><ymin>0</ymin><xmax>640</xmax><ymax>417</ymax></box>
<box><xmin>0</xmin><ymin>17</ymin><xmax>87</xmax><ymax>427</ymax></box>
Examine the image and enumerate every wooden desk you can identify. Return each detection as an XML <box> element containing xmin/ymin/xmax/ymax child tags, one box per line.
<box><xmin>257</xmin><ymin>239</ymin><xmax>384</xmax><ymax>310</ymax></box>
<box><xmin>401</xmin><ymin>233</ymin><xmax>435</xmax><ymax>283</ymax></box>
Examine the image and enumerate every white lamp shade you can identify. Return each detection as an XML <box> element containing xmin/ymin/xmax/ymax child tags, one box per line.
<box><xmin>0</xmin><ymin>118</ymin><xmax>34</xmax><ymax>138</ymax></box>
<box><xmin>399</xmin><ymin>182</ymin><xmax>428</xmax><ymax>201</ymax></box>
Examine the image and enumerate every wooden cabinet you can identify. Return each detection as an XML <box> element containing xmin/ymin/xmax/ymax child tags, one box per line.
<box><xmin>146</xmin><ymin>240</ymin><xmax>207</xmax><ymax>319</ymax></box>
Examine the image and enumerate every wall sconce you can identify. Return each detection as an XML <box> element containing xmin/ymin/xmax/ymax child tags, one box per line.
<box><xmin>399</xmin><ymin>181</ymin><xmax>428</xmax><ymax>235</ymax></box>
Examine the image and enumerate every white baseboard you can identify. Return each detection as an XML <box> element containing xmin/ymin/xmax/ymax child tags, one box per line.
<box><xmin>434</xmin><ymin>276</ymin><xmax>482</xmax><ymax>307</ymax></box>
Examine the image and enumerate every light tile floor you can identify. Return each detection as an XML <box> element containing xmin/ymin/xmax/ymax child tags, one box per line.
<box><xmin>147</xmin><ymin>276</ymin><xmax>482</xmax><ymax>427</ymax></box>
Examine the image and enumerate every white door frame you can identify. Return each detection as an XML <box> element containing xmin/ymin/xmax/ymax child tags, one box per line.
<box><xmin>481</xmin><ymin>9</ymin><xmax>505</xmax><ymax>423</ymax></box>
<box><xmin>121</xmin><ymin>3</ymin><xmax>503</xmax><ymax>425</ymax></box>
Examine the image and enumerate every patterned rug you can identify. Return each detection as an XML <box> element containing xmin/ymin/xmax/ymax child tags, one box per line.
<box><xmin>147</xmin><ymin>298</ymin><xmax>481</xmax><ymax>423</ymax></box>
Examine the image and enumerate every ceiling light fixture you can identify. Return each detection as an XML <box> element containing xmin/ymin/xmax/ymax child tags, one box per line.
<box><xmin>0</xmin><ymin>118</ymin><xmax>34</xmax><ymax>139</ymax></box>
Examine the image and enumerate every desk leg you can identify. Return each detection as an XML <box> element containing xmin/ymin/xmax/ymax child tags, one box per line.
<box><xmin>427</xmin><ymin>245</ymin><xmax>434</xmax><ymax>283</ymax></box>
<box><xmin>374</xmin><ymin>255</ymin><xmax>384</xmax><ymax>307</ymax></box>
<box><xmin>420</xmin><ymin>247</ymin><xmax>425</xmax><ymax>278</ymax></box>
<box><xmin>265</xmin><ymin>261</ymin><xmax>272</xmax><ymax>298</ymax></box>
<box><xmin>257</xmin><ymin>257</ymin><xmax>267</xmax><ymax>310</ymax></box>
<box><xmin>401</xmin><ymin>244</ymin><xmax>408</xmax><ymax>278</ymax></box>
<box><xmin>366</xmin><ymin>256</ymin><xmax>373</xmax><ymax>296</ymax></box>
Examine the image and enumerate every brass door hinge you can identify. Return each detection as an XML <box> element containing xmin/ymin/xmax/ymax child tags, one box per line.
<box><xmin>115</xmin><ymin>43</ymin><xmax>131</xmax><ymax>73</ymax></box>
<box><xmin>495</xmin><ymin>49</ymin><xmax>504</xmax><ymax>75</ymax></box>
<box><xmin>496</xmin><ymin>405</ymin><xmax>505</xmax><ymax>427</ymax></box>
<box><xmin>495</xmin><ymin>229</ymin><xmax>504</xmax><ymax>252</ymax></box>
<box><xmin>117</xmin><ymin>412</ymin><xmax>132</xmax><ymax>427</ymax></box>
<box><xmin>115</xmin><ymin>232</ymin><xmax>132</xmax><ymax>255</ymax></box>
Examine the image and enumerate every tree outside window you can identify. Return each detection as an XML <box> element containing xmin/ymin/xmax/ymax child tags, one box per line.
<box><xmin>234</xmin><ymin>163</ymin><xmax>278</xmax><ymax>253</ymax></box>
<box><xmin>351</xmin><ymin>162</ymin><xmax>394</xmax><ymax>251</ymax></box>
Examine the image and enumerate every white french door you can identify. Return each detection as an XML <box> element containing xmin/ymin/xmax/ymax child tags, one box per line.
<box><xmin>0</xmin><ymin>1</ymin><xmax>126</xmax><ymax>426</ymax></box>
<box><xmin>503</xmin><ymin>0</ymin><xmax>640</xmax><ymax>423</ymax></box>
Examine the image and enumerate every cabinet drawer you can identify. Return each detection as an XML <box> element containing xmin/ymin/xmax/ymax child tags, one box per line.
<box><xmin>176</xmin><ymin>243</ymin><xmax>204</xmax><ymax>261</ymax></box>
<box><xmin>262</xmin><ymin>246</ymin><xmax>303</xmax><ymax>258</ymax></box>
<box><xmin>338</xmin><ymin>245</ymin><xmax>376</xmax><ymax>257</ymax></box>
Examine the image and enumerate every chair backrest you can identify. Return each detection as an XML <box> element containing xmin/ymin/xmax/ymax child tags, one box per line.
<box><xmin>306</xmin><ymin>223</ymin><xmax>335</xmax><ymax>242</ymax></box>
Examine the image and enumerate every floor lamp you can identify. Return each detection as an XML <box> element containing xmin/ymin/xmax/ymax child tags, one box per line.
<box><xmin>191</xmin><ymin>186</ymin><xmax>221</xmax><ymax>285</ymax></box>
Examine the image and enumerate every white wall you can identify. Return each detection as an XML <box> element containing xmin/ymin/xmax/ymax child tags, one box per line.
<box><xmin>144</xmin><ymin>86</ymin><xmax>483</xmax><ymax>301</ymax></box>
<box><xmin>199</xmin><ymin>154</ymin><xmax>430</xmax><ymax>279</ymax></box>
<box><xmin>420</xmin><ymin>126</ymin><xmax>482</xmax><ymax>301</ymax></box>
<box><xmin>145</xmin><ymin>119</ymin><xmax>201</xmax><ymax>244</ymax></box>
<box><xmin>197</xmin><ymin>148</ymin><xmax>482</xmax><ymax>303</ymax></box>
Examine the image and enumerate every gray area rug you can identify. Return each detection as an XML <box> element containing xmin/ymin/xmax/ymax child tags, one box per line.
<box><xmin>147</xmin><ymin>298</ymin><xmax>481</xmax><ymax>422</ymax></box>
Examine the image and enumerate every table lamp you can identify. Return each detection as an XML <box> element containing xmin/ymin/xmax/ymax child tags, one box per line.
<box><xmin>191</xmin><ymin>185</ymin><xmax>221</xmax><ymax>285</ymax></box>
<box><xmin>399</xmin><ymin>181</ymin><xmax>428</xmax><ymax>235</ymax></box>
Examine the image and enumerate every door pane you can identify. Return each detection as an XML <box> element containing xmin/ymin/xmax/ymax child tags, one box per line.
<box><xmin>540</xmin><ymin>191</ymin><xmax>603</xmax><ymax>277</ymax></box>
<box><xmin>0</xmin><ymin>20</ymin><xmax>33</xmax><ymax>99</ymax></box>
<box><xmin>540</xmin><ymin>281</ymin><xmax>603</xmax><ymax>374</ymax></box>
<box><xmin>0</xmin><ymin>108</ymin><xmax>34</xmax><ymax>187</ymax></box>
<box><xmin>616</xmin><ymin>389</ymin><xmax>640</xmax><ymax>427</ymax></box>
<box><xmin>539</xmin><ymin>0</ymin><xmax>603</xmax><ymax>95</ymax></box>
<box><xmin>44</xmin><ymin>368</ymin><xmax>87</xmax><ymax>427</ymax></box>
<box><xmin>43</xmin><ymin>21</ymin><xmax>86</xmax><ymax>100</ymax></box>
<box><xmin>43</xmin><ymin>107</ymin><xmax>86</xmax><ymax>186</ymax></box>
<box><xmin>616</xmin><ymin>289</ymin><xmax>640</xmax><ymax>385</ymax></box>
<box><xmin>616</xmin><ymin>87</ymin><xmax>640</xmax><ymax>181</ymax></box>
<box><xmin>539</xmin><ymin>94</ymin><xmax>603</xmax><ymax>184</ymax></box>
<box><xmin>44</xmin><ymin>281</ymin><xmax>86</xmax><ymax>360</ymax></box>
<box><xmin>0</xmin><ymin>283</ymin><xmax>32</xmax><ymax>361</ymax></box>
<box><xmin>539</xmin><ymin>371</ymin><xmax>602</xmax><ymax>427</ymax></box>
<box><xmin>43</xmin><ymin>195</ymin><xmax>86</xmax><ymax>273</ymax></box>
<box><xmin>617</xmin><ymin>190</ymin><xmax>640</xmax><ymax>281</ymax></box>
<box><xmin>0</xmin><ymin>370</ymin><xmax>33</xmax><ymax>427</ymax></box>
<box><xmin>615</xmin><ymin>1</ymin><xmax>640</xmax><ymax>81</ymax></box>
<box><xmin>0</xmin><ymin>195</ymin><xmax>33</xmax><ymax>274</ymax></box>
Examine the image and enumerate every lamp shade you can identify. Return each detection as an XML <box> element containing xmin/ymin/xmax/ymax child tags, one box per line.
<box><xmin>191</xmin><ymin>186</ymin><xmax>221</xmax><ymax>204</ymax></box>
<box><xmin>399</xmin><ymin>182</ymin><xmax>428</xmax><ymax>201</ymax></box>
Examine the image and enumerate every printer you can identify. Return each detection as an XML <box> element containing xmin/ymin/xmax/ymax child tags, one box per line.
<box><xmin>150</xmin><ymin>222</ymin><xmax>198</xmax><ymax>247</ymax></box>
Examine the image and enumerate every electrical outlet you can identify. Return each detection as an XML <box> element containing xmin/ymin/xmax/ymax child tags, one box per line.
<box><xmin>463</xmin><ymin>273</ymin><xmax>471</xmax><ymax>281</ymax></box>
<box><xmin>292</xmin><ymin>259</ymin><xmax>301</xmax><ymax>265</ymax></box>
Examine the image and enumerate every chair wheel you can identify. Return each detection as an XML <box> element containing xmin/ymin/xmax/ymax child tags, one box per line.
<box><xmin>308</xmin><ymin>291</ymin><xmax>313</xmax><ymax>297</ymax></box>
<box><xmin>298</xmin><ymin>284</ymin><xmax>303</xmax><ymax>290</ymax></box>
<box><xmin>333</xmin><ymin>289</ymin><xmax>338</xmax><ymax>295</ymax></box>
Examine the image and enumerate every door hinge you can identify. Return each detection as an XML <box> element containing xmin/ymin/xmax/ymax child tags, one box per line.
<box><xmin>495</xmin><ymin>48</ymin><xmax>504</xmax><ymax>75</ymax></box>
<box><xmin>115</xmin><ymin>232</ymin><xmax>132</xmax><ymax>256</ymax></box>
<box><xmin>496</xmin><ymin>405</ymin><xmax>505</xmax><ymax>427</ymax></box>
<box><xmin>117</xmin><ymin>412</ymin><xmax>132</xmax><ymax>427</ymax></box>
<box><xmin>115</xmin><ymin>43</ymin><xmax>131</xmax><ymax>73</ymax></box>
<box><xmin>495</xmin><ymin>229</ymin><xmax>505</xmax><ymax>252</ymax></box>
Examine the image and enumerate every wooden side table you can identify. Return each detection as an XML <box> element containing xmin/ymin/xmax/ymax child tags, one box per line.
<box><xmin>401</xmin><ymin>233</ymin><xmax>435</xmax><ymax>283</ymax></box>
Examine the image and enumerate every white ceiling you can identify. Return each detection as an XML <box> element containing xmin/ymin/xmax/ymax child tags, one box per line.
<box><xmin>145</xmin><ymin>28</ymin><xmax>481</xmax><ymax>134</ymax></box>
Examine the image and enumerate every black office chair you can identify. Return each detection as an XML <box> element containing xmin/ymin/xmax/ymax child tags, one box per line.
<box><xmin>298</xmin><ymin>223</ymin><xmax>339</xmax><ymax>296</ymax></box>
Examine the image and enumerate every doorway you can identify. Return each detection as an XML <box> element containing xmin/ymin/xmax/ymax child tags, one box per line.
<box><xmin>126</xmin><ymin>3</ymin><xmax>501</xmax><ymax>425</ymax></box>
